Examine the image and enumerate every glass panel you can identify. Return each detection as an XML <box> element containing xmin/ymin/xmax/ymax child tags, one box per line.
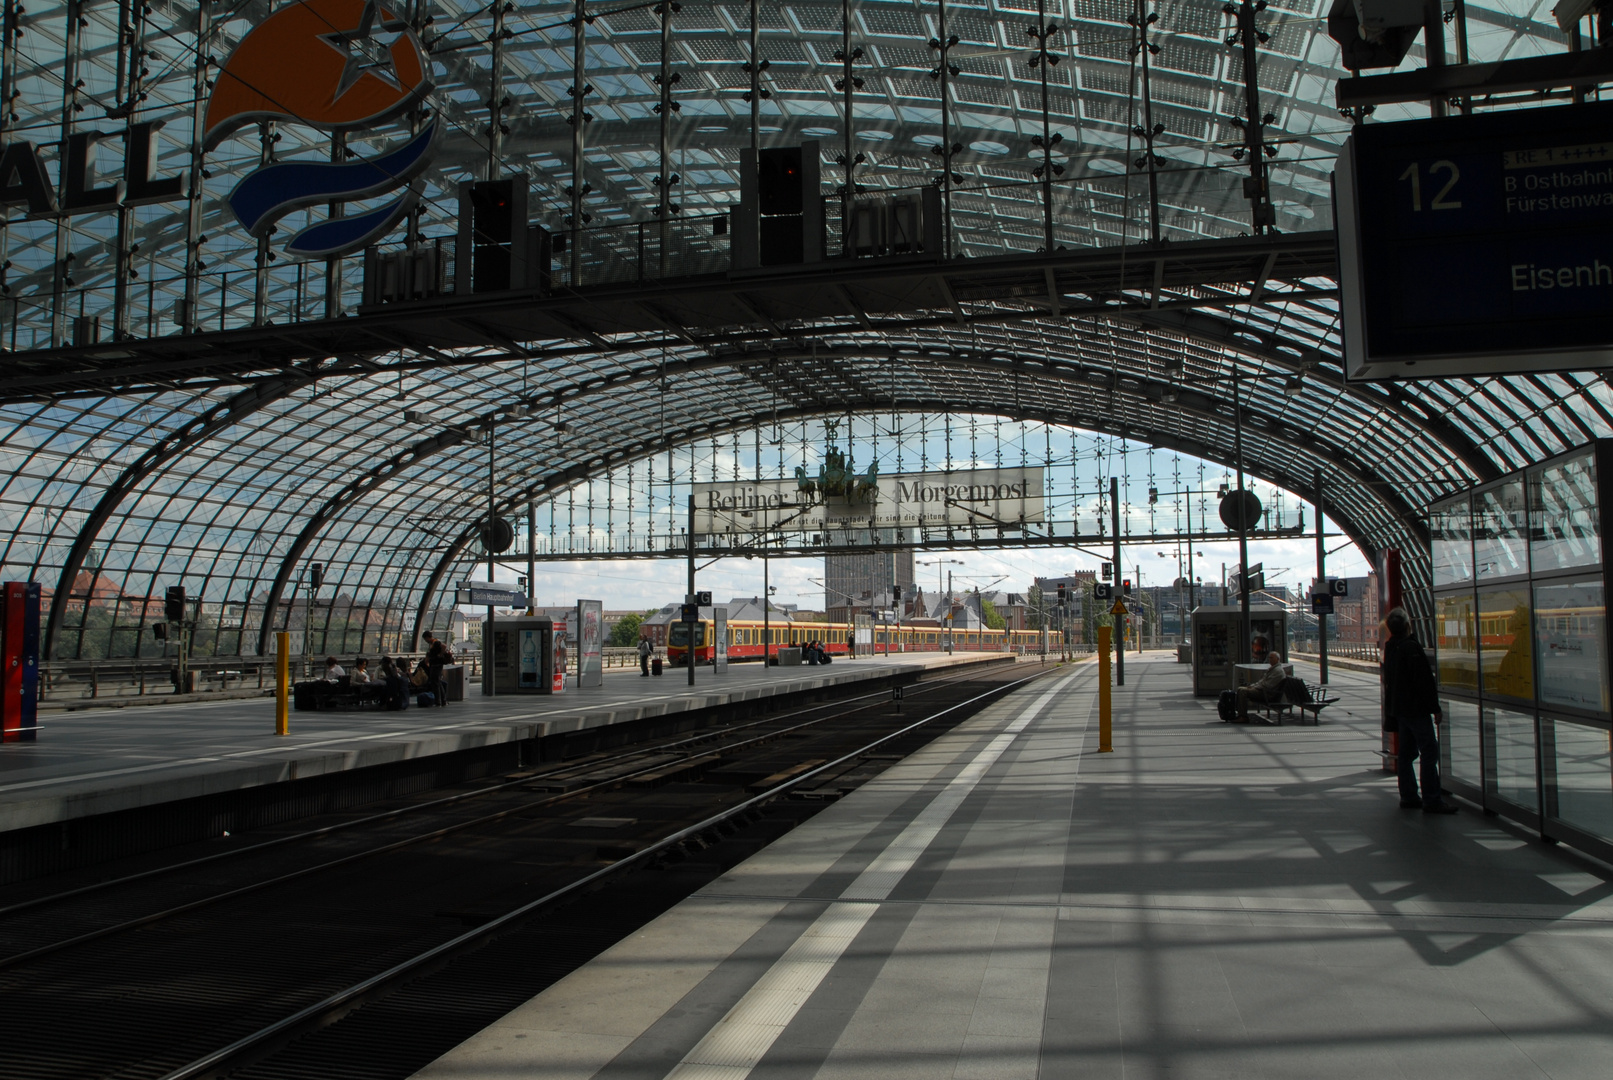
<box><xmin>1484</xmin><ymin>705</ymin><xmax>1539</xmax><ymax>809</ymax></box>
<box><xmin>1435</xmin><ymin>591</ymin><xmax>1478</xmax><ymax>693</ymax></box>
<box><xmin>1478</xmin><ymin>586</ymin><xmax>1534</xmax><ymax>702</ymax></box>
<box><xmin>1534</xmin><ymin>578</ymin><xmax>1609</xmax><ymax>715</ymax></box>
<box><xmin>1431</xmin><ymin>495</ymin><xmax>1474</xmax><ymax>587</ymax></box>
<box><xmin>1442</xmin><ymin>696</ymin><xmax>1481</xmax><ymax>786</ymax></box>
<box><xmin>1548</xmin><ymin>717</ymin><xmax>1613</xmax><ymax>841</ymax></box>
<box><xmin>1474</xmin><ymin>479</ymin><xmax>1530</xmax><ymax>581</ymax></box>
<box><xmin>1530</xmin><ymin>450</ymin><xmax>1601</xmax><ymax>574</ymax></box>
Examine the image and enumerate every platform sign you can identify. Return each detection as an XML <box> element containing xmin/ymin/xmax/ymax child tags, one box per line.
<box><xmin>1311</xmin><ymin>592</ymin><xmax>1335</xmax><ymax>615</ymax></box>
<box><xmin>692</xmin><ymin>467</ymin><xmax>1044</xmax><ymax>535</ymax></box>
<box><xmin>1337</xmin><ymin>101</ymin><xmax>1613</xmax><ymax>380</ymax></box>
<box><xmin>713</xmin><ymin>606</ymin><xmax>728</xmax><ymax>672</ymax></box>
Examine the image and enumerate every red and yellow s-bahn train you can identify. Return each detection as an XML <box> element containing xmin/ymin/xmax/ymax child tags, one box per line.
<box><xmin>663</xmin><ymin>618</ymin><xmax>1044</xmax><ymax>666</ymax></box>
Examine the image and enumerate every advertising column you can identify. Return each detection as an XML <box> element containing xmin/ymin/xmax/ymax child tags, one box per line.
<box><xmin>577</xmin><ymin>599</ymin><xmax>604</xmax><ymax>688</ymax></box>
<box><xmin>1</xmin><ymin>582</ymin><xmax>41</xmax><ymax>742</ymax></box>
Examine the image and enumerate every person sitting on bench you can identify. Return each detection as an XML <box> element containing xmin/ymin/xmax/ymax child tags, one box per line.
<box><xmin>1237</xmin><ymin>652</ymin><xmax>1287</xmax><ymax>722</ymax></box>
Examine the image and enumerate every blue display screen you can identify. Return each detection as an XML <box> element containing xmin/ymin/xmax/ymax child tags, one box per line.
<box><xmin>1351</xmin><ymin>102</ymin><xmax>1613</xmax><ymax>361</ymax></box>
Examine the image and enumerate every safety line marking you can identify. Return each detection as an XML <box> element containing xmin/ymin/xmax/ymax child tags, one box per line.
<box><xmin>663</xmin><ymin>667</ymin><xmax>1087</xmax><ymax>1080</ymax></box>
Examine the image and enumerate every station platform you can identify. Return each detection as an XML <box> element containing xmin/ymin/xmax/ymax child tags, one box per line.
<box><xmin>0</xmin><ymin>651</ymin><xmax>1010</xmax><ymax>836</ymax></box>
<box><xmin>415</xmin><ymin>652</ymin><xmax>1613</xmax><ymax>1080</ymax></box>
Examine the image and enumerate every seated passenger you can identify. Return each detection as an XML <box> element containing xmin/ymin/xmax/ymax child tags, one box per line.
<box><xmin>1236</xmin><ymin>652</ymin><xmax>1287</xmax><ymax>722</ymax></box>
<box><xmin>382</xmin><ymin>657</ymin><xmax>410</xmax><ymax>710</ymax></box>
<box><xmin>349</xmin><ymin>657</ymin><xmax>371</xmax><ymax>684</ymax></box>
<box><xmin>401</xmin><ymin>656</ymin><xmax>435</xmax><ymax>706</ymax></box>
<box><xmin>324</xmin><ymin>656</ymin><xmax>346</xmax><ymax>681</ymax></box>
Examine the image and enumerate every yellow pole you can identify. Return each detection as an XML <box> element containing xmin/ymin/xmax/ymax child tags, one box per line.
<box><xmin>275</xmin><ymin>631</ymin><xmax>290</xmax><ymax>736</ymax></box>
<box><xmin>1098</xmin><ymin>624</ymin><xmax>1113</xmax><ymax>753</ymax></box>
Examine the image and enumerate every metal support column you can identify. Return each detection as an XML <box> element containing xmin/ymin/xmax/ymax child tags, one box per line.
<box><xmin>485</xmin><ymin>424</ymin><xmax>496</xmax><ymax>698</ymax></box>
<box><xmin>655</xmin><ymin>0</ymin><xmax>678</xmax><ymax>272</ymax></box>
<box><xmin>1315</xmin><ymin>466</ymin><xmax>1329</xmax><ymax>685</ymax></box>
<box><xmin>930</xmin><ymin>0</ymin><xmax>957</xmax><ymax>256</ymax></box>
<box><xmin>1028</xmin><ymin>4</ymin><xmax>1061</xmax><ymax>251</ymax></box>
<box><xmin>253</xmin><ymin>123</ymin><xmax>273</xmax><ymax>325</ymax></box>
<box><xmin>1112</xmin><ymin>476</ymin><xmax>1124</xmax><ymax>686</ymax></box>
<box><xmin>526</xmin><ymin>501</ymin><xmax>536</xmax><ymax>615</ymax></box>
<box><xmin>1233</xmin><ymin>366</ymin><xmax>1251</xmax><ymax>665</ymax></box>
<box><xmin>686</xmin><ymin>494</ymin><xmax>696</xmax><ymax>687</ymax></box>
<box><xmin>835</xmin><ymin>0</ymin><xmax>861</xmax><ymax>255</ymax></box>
<box><xmin>54</xmin><ymin>0</ymin><xmax>82</xmax><ymax>346</ymax></box>
<box><xmin>569</xmin><ymin>0</ymin><xmax>588</xmax><ymax>285</ymax></box>
<box><xmin>324</xmin><ymin>132</ymin><xmax>345</xmax><ymax>318</ymax></box>
<box><xmin>1424</xmin><ymin>0</ymin><xmax>1447</xmax><ymax>118</ymax></box>
<box><xmin>1232</xmin><ymin>0</ymin><xmax>1276</xmax><ymax>234</ymax></box>
<box><xmin>112</xmin><ymin>0</ymin><xmax>147</xmax><ymax>339</ymax></box>
<box><xmin>1131</xmin><ymin>1</ymin><xmax>1162</xmax><ymax>245</ymax></box>
<box><xmin>489</xmin><ymin>0</ymin><xmax>506</xmax><ymax>178</ymax></box>
<box><xmin>0</xmin><ymin>0</ymin><xmax>18</xmax><ymax>326</ymax></box>
<box><xmin>745</xmin><ymin>0</ymin><xmax>763</xmax><ymax>158</ymax></box>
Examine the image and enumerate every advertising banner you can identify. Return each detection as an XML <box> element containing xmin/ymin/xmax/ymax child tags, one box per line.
<box><xmin>692</xmin><ymin>468</ymin><xmax>1044</xmax><ymax>536</ymax></box>
<box><xmin>577</xmin><ymin>599</ymin><xmax>604</xmax><ymax>688</ymax></box>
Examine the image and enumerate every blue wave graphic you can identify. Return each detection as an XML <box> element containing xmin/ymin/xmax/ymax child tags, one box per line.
<box><xmin>227</xmin><ymin>122</ymin><xmax>436</xmax><ymax>236</ymax></box>
<box><xmin>285</xmin><ymin>190</ymin><xmax>417</xmax><ymax>259</ymax></box>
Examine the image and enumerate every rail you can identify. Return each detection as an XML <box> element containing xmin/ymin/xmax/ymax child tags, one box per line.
<box><xmin>154</xmin><ymin>661</ymin><xmax>1056</xmax><ymax>1080</ymax></box>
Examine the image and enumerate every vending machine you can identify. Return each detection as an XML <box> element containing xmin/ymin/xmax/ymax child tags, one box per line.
<box><xmin>488</xmin><ymin>616</ymin><xmax>558</xmax><ymax>694</ymax></box>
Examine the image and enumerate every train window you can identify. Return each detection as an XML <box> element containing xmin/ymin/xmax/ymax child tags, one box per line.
<box><xmin>668</xmin><ymin>623</ymin><xmax>707</xmax><ymax>647</ymax></box>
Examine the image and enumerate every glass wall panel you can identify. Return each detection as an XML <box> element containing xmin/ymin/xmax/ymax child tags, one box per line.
<box><xmin>1547</xmin><ymin>717</ymin><xmax>1613</xmax><ymax>841</ymax></box>
<box><xmin>1474</xmin><ymin>479</ymin><xmax>1529</xmax><ymax>582</ymax></box>
<box><xmin>1435</xmin><ymin>591</ymin><xmax>1478</xmax><ymax>692</ymax></box>
<box><xmin>1530</xmin><ymin>450</ymin><xmax>1600</xmax><ymax>574</ymax></box>
<box><xmin>1431</xmin><ymin>496</ymin><xmax>1474</xmax><ymax>587</ymax></box>
<box><xmin>1534</xmin><ymin>578</ymin><xmax>1609</xmax><ymax>715</ymax></box>
<box><xmin>1442</xmin><ymin>696</ymin><xmax>1482</xmax><ymax>787</ymax></box>
<box><xmin>1478</xmin><ymin>586</ymin><xmax>1533</xmax><ymax>702</ymax></box>
<box><xmin>1484</xmin><ymin>705</ymin><xmax>1539</xmax><ymax>810</ymax></box>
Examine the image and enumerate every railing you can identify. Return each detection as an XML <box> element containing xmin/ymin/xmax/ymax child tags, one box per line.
<box><xmin>39</xmin><ymin>651</ymin><xmax>482</xmax><ymax>703</ymax></box>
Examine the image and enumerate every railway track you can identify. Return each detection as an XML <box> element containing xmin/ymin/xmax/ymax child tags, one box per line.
<box><xmin>0</xmin><ymin>660</ymin><xmax>1057</xmax><ymax>1080</ymax></box>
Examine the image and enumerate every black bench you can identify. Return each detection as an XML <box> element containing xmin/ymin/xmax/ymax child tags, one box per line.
<box><xmin>292</xmin><ymin>681</ymin><xmax>389</xmax><ymax>712</ymax></box>
<box><xmin>1249</xmin><ymin>683</ymin><xmax>1339</xmax><ymax>726</ymax></box>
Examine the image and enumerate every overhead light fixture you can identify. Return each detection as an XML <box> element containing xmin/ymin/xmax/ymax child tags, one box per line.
<box><xmin>1283</xmin><ymin>374</ymin><xmax>1304</xmax><ymax>396</ymax></box>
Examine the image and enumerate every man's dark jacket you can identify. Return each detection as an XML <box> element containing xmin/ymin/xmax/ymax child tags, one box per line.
<box><xmin>1382</xmin><ymin>632</ymin><xmax>1439</xmax><ymax>729</ymax></box>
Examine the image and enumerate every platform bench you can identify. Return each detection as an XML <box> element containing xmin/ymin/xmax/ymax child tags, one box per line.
<box><xmin>1250</xmin><ymin>683</ymin><xmax>1339</xmax><ymax>726</ymax></box>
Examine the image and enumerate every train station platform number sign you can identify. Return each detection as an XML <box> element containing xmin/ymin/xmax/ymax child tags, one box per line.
<box><xmin>1337</xmin><ymin>100</ymin><xmax>1613</xmax><ymax>381</ymax></box>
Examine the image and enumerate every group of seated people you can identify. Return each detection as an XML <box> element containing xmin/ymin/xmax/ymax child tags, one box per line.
<box><xmin>308</xmin><ymin>654</ymin><xmax>442</xmax><ymax>710</ymax></box>
<box><xmin>802</xmin><ymin>640</ymin><xmax>832</xmax><ymax>665</ymax></box>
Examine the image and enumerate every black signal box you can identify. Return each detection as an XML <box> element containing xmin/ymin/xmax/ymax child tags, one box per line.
<box><xmin>757</xmin><ymin>147</ymin><xmax>804</xmax><ymax>215</ymax></box>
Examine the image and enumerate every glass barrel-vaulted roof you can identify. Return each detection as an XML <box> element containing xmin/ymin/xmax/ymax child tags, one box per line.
<box><xmin>0</xmin><ymin>0</ymin><xmax>1604</xmax><ymax>659</ymax></box>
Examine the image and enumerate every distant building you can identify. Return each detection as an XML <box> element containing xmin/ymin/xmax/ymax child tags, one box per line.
<box><xmin>824</xmin><ymin>532</ymin><xmax>914</xmax><ymax>624</ymax></box>
<box><xmin>1329</xmin><ymin>573</ymin><xmax>1380</xmax><ymax>643</ymax></box>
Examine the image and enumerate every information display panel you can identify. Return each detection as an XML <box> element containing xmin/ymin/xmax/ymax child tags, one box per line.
<box><xmin>1338</xmin><ymin>101</ymin><xmax>1613</xmax><ymax>380</ymax></box>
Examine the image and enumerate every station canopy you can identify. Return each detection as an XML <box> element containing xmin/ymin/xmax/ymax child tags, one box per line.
<box><xmin>0</xmin><ymin>0</ymin><xmax>1607</xmax><ymax>658</ymax></box>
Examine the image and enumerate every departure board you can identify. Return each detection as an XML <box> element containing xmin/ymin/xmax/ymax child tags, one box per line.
<box><xmin>1337</xmin><ymin>101</ymin><xmax>1613</xmax><ymax>381</ymax></box>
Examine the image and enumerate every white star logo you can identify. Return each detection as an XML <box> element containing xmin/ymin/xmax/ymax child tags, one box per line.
<box><xmin>318</xmin><ymin>0</ymin><xmax>411</xmax><ymax>101</ymax></box>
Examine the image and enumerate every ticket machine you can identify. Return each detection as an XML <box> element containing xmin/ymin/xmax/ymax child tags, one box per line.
<box><xmin>487</xmin><ymin>616</ymin><xmax>559</xmax><ymax>694</ymax></box>
<box><xmin>1189</xmin><ymin>605</ymin><xmax>1289</xmax><ymax>697</ymax></box>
